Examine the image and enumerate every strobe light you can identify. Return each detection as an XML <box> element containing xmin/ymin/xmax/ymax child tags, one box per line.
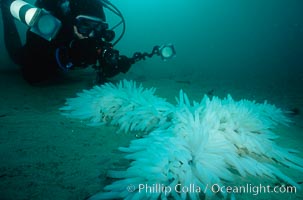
<box><xmin>10</xmin><ymin>0</ymin><xmax>62</xmax><ymax>41</ymax></box>
<box><xmin>158</xmin><ymin>44</ymin><xmax>176</xmax><ymax>60</ymax></box>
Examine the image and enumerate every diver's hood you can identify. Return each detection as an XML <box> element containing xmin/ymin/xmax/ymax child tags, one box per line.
<box><xmin>70</xmin><ymin>0</ymin><xmax>106</xmax><ymax>21</ymax></box>
<box><xmin>35</xmin><ymin>0</ymin><xmax>106</xmax><ymax>21</ymax></box>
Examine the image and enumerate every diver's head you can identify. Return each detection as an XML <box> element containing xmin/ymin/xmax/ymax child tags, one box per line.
<box><xmin>35</xmin><ymin>0</ymin><xmax>106</xmax><ymax>20</ymax></box>
<box><xmin>69</xmin><ymin>0</ymin><xmax>106</xmax><ymax>21</ymax></box>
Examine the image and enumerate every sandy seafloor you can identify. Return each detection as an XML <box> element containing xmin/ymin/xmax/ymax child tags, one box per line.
<box><xmin>0</xmin><ymin>65</ymin><xmax>302</xmax><ymax>200</ymax></box>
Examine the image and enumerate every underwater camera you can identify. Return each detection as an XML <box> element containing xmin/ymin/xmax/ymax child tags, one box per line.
<box><xmin>98</xmin><ymin>41</ymin><xmax>120</xmax><ymax>67</ymax></box>
<box><xmin>9</xmin><ymin>0</ymin><xmax>62</xmax><ymax>41</ymax></box>
<box><xmin>74</xmin><ymin>15</ymin><xmax>118</xmax><ymax>67</ymax></box>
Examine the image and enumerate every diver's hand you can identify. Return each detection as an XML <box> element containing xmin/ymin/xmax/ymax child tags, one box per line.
<box><xmin>73</xmin><ymin>25</ymin><xmax>88</xmax><ymax>39</ymax></box>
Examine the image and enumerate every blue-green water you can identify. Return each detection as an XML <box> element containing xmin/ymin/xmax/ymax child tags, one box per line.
<box><xmin>108</xmin><ymin>0</ymin><xmax>303</xmax><ymax>80</ymax></box>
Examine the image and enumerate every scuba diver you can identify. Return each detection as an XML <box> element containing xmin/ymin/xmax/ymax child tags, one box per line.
<box><xmin>1</xmin><ymin>0</ymin><xmax>176</xmax><ymax>84</ymax></box>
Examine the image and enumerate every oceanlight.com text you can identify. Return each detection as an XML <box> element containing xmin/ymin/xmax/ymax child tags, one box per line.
<box><xmin>210</xmin><ymin>183</ymin><xmax>296</xmax><ymax>196</ymax></box>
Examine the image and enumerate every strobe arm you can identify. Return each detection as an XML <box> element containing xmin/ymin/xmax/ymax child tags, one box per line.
<box><xmin>129</xmin><ymin>44</ymin><xmax>176</xmax><ymax>64</ymax></box>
